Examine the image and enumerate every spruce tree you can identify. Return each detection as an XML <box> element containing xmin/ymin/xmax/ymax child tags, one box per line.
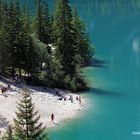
<box><xmin>18</xmin><ymin>7</ymin><xmax>31</xmax><ymax>77</ymax></box>
<box><xmin>33</xmin><ymin>0</ymin><xmax>43</xmax><ymax>40</ymax></box>
<box><xmin>0</xmin><ymin>0</ymin><xmax>91</xmax><ymax>91</ymax></box>
<box><xmin>0</xmin><ymin>1</ymin><xmax>11</xmax><ymax>75</ymax></box>
<box><xmin>43</xmin><ymin>57</ymin><xmax>64</xmax><ymax>88</ymax></box>
<box><xmin>41</xmin><ymin>0</ymin><xmax>52</xmax><ymax>45</ymax></box>
<box><xmin>14</xmin><ymin>89</ymin><xmax>48</xmax><ymax>140</ymax></box>
<box><xmin>32</xmin><ymin>5</ymin><xmax>52</xmax><ymax>70</ymax></box>
<box><xmin>32</xmin><ymin>0</ymin><xmax>52</xmax><ymax>54</ymax></box>
<box><xmin>8</xmin><ymin>0</ymin><xmax>22</xmax><ymax>75</ymax></box>
<box><xmin>53</xmin><ymin>0</ymin><xmax>77</xmax><ymax>76</ymax></box>
<box><xmin>2</xmin><ymin>126</ymin><xmax>14</xmax><ymax>140</ymax></box>
<box><xmin>72</xmin><ymin>8</ymin><xmax>94</xmax><ymax>67</ymax></box>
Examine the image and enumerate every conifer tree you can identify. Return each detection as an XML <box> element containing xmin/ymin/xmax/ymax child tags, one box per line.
<box><xmin>53</xmin><ymin>0</ymin><xmax>77</xmax><ymax>75</ymax></box>
<box><xmin>0</xmin><ymin>1</ymin><xmax>11</xmax><ymax>75</ymax></box>
<box><xmin>72</xmin><ymin>8</ymin><xmax>94</xmax><ymax>67</ymax></box>
<box><xmin>2</xmin><ymin>126</ymin><xmax>14</xmax><ymax>140</ymax></box>
<box><xmin>0</xmin><ymin>0</ymin><xmax>3</xmax><ymax>21</ymax></box>
<box><xmin>8</xmin><ymin>0</ymin><xmax>22</xmax><ymax>75</ymax></box>
<box><xmin>52</xmin><ymin>0</ymin><xmax>88</xmax><ymax>91</ymax></box>
<box><xmin>0</xmin><ymin>0</ymin><xmax>92</xmax><ymax>91</ymax></box>
<box><xmin>18</xmin><ymin>7</ymin><xmax>31</xmax><ymax>77</ymax></box>
<box><xmin>14</xmin><ymin>90</ymin><xmax>48</xmax><ymax>140</ymax></box>
<box><xmin>41</xmin><ymin>0</ymin><xmax>52</xmax><ymax>45</ymax></box>
<box><xmin>33</xmin><ymin>0</ymin><xmax>43</xmax><ymax>40</ymax></box>
<box><xmin>32</xmin><ymin>0</ymin><xmax>52</xmax><ymax>54</ymax></box>
<box><xmin>31</xmin><ymin>0</ymin><xmax>54</xmax><ymax>81</ymax></box>
<box><xmin>43</xmin><ymin>57</ymin><xmax>64</xmax><ymax>88</ymax></box>
<box><xmin>8</xmin><ymin>1</ymin><xmax>31</xmax><ymax>77</ymax></box>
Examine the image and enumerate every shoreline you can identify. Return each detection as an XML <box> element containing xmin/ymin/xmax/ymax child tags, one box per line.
<box><xmin>0</xmin><ymin>79</ymin><xmax>87</xmax><ymax>136</ymax></box>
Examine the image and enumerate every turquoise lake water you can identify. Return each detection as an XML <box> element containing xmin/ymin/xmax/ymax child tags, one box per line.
<box><xmin>48</xmin><ymin>0</ymin><xmax>140</xmax><ymax>140</ymax></box>
<box><xmin>24</xmin><ymin>0</ymin><xmax>140</xmax><ymax>139</ymax></box>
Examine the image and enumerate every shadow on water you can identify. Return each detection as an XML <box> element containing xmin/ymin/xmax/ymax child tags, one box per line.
<box><xmin>88</xmin><ymin>87</ymin><xmax>123</xmax><ymax>97</ymax></box>
<box><xmin>90</xmin><ymin>58</ymin><xmax>108</xmax><ymax>68</ymax></box>
<box><xmin>53</xmin><ymin>122</ymin><xmax>60</xmax><ymax>126</ymax></box>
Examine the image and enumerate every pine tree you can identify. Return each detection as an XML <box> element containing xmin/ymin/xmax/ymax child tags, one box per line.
<box><xmin>41</xmin><ymin>0</ymin><xmax>52</xmax><ymax>45</ymax></box>
<box><xmin>2</xmin><ymin>126</ymin><xmax>15</xmax><ymax>140</ymax></box>
<box><xmin>0</xmin><ymin>0</ymin><xmax>91</xmax><ymax>91</ymax></box>
<box><xmin>43</xmin><ymin>57</ymin><xmax>64</xmax><ymax>88</ymax></box>
<box><xmin>72</xmin><ymin>8</ymin><xmax>94</xmax><ymax>67</ymax></box>
<box><xmin>22</xmin><ymin>7</ymin><xmax>30</xmax><ymax>33</ymax></box>
<box><xmin>0</xmin><ymin>0</ymin><xmax>3</xmax><ymax>26</ymax></box>
<box><xmin>32</xmin><ymin>0</ymin><xmax>52</xmax><ymax>54</ymax></box>
<box><xmin>33</xmin><ymin>0</ymin><xmax>43</xmax><ymax>40</ymax></box>
<box><xmin>18</xmin><ymin>7</ymin><xmax>31</xmax><ymax>77</ymax></box>
<box><xmin>52</xmin><ymin>0</ymin><xmax>89</xmax><ymax>91</ymax></box>
<box><xmin>8</xmin><ymin>1</ymin><xmax>31</xmax><ymax>77</ymax></box>
<box><xmin>14</xmin><ymin>89</ymin><xmax>48</xmax><ymax>140</ymax></box>
<box><xmin>8</xmin><ymin>0</ymin><xmax>22</xmax><ymax>75</ymax></box>
<box><xmin>0</xmin><ymin>1</ymin><xmax>11</xmax><ymax>75</ymax></box>
<box><xmin>53</xmin><ymin>0</ymin><xmax>77</xmax><ymax>76</ymax></box>
<box><xmin>32</xmin><ymin>0</ymin><xmax>44</xmax><ymax>41</ymax></box>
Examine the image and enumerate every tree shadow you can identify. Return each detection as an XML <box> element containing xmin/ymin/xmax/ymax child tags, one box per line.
<box><xmin>0</xmin><ymin>76</ymin><xmax>56</xmax><ymax>95</ymax></box>
<box><xmin>88</xmin><ymin>87</ymin><xmax>122</xmax><ymax>97</ymax></box>
<box><xmin>90</xmin><ymin>58</ymin><xmax>108</xmax><ymax>68</ymax></box>
<box><xmin>28</xmin><ymin>86</ymin><xmax>72</xmax><ymax>96</ymax></box>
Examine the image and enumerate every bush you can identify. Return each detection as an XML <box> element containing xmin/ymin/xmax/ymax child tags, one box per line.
<box><xmin>63</xmin><ymin>74</ymin><xmax>87</xmax><ymax>92</ymax></box>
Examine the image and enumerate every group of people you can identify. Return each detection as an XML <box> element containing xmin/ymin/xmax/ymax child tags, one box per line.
<box><xmin>55</xmin><ymin>89</ymin><xmax>82</xmax><ymax>104</ymax></box>
<box><xmin>50</xmin><ymin>95</ymin><xmax>82</xmax><ymax>124</ymax></box>
<box><xmin>50</xmin><ymin>90</ymin><xmax>83</xmax><ymax>124</ymax></box>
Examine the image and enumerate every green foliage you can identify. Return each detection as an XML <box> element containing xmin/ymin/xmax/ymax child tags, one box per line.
<box><xmin>13</xmin><ymin>89</ymin><xmax>49</xmax><ymax>140</ymax></box>
<box><xmin>0</xmin><ymin>0</ymin><xmax>94</xmax><ymax>92</ymax></box>
<box><xmin>53</xmin><ymin>0</ymin><xmax>77</xmax><ymax>75</ymax></box>
<box><xmin>42</xmin><ymin>58</ymin><xmax>65</xmax><ymax>88</ymax></box>
<box><xmin>52</xmin><ymin>0</ymin><xmax>91</xmax><ymax>91</ymax></box>
<box><xmin>2</xmin><ymin>126</ymin><xmax>14</xmax><ymax>140</ymax></box>
<box><xmin>72</xmin><ymin>8</ymin><xmax>95</xmax><ymax>67</ymax></box>
<box><xmin>1</xmin><ymin>90</ymin><xmax>49</xmax><ymax>140</ymax></box>
<box><xmin>0</xmin><ymin>1</ymin><xmax>11</xmax><ymax>75</ymax></box>
<box><xmin>32</xmin><ymin>0</ymin><xmax>52</xmax><ymax>45</ymax></box>
<box><xmin>64</xmin><ymin>74</ymin><xmax>87</xmax><ymax>92</ymax></box>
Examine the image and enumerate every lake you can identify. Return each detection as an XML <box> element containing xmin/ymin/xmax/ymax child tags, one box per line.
<box><xmin>19</xmin><ymin>0</ymin><xmax>140</xmax><ymax>139</ymax></box>
<box><xmin>48</xmin><ymin>0</ymin><xmax>140</xmax><ymax>140</ymax></box>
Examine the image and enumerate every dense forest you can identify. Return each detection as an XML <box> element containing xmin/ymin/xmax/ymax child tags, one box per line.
<box><xmin>0</xmin><ymin>0</ymin><xmax>94</xmax><ymax>92</ymax></box>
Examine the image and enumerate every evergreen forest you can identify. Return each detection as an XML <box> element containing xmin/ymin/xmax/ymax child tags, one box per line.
<box><xmin>0</xmin><ymin>0</ymin><xmax>94</xmax><ymax>92</ymax></box>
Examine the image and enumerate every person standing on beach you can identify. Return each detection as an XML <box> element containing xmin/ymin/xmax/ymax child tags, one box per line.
<box><xmin>76</xmin><ymin>96</ymin><xmax>79</xmax><ymax>101</ymax></box>
<box><xmin>69</xmin><ymin>95</ymin><xmax>73</xmax><ymax>103</ymax></box>
<box><xmin>79</xmin><ymin>96</ymin><xmax>82</xmax><ymax>105</ymax></box>
<box><xmin>51</xmin><ymin>113</ymin><xmax>54</xmax><ymax>123</ymax></box>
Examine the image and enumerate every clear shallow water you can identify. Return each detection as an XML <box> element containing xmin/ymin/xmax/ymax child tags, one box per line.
<box><xmin>27</xmin><ymin>0</ymin><xmax>140</xmax><ymax>139</ymax></box>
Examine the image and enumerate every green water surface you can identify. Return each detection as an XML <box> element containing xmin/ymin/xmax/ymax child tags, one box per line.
<box><xmin>21</xmin><ymin>0</ymin><xmax>140</xmax><ymax>139</ymax></box>
<box><xmin>48</xmin><ymin>0</ymin><xmax>140</xmax><ymax>140</ymax></box>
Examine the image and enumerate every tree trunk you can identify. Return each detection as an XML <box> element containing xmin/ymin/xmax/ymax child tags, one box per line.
<box><xmin>12</xmin><ymin>66</ymin><xmax>15</xmax><ymax>77</ymax></box>
<box><xmin>40</xmin><ymin>62</ymin><xmax>43</xmax><ymax>70</ymax></box>
<box><xmin>2</xmin><ymin>66</ymin><xmax>6</xmax><ymax>76</ymax></box>
<box><xmin>19</xmin><ymin>68</ymin><xmax>21</xmax><ymax>78</ymax></box>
